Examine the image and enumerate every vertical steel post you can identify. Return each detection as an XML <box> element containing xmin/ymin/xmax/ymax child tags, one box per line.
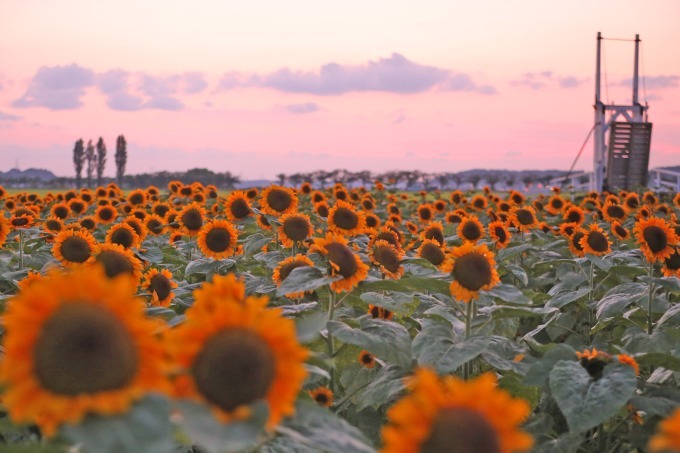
<box><xmin>593</xmin><ymin>32</ymin><xmax>605</xmax><ymax>192</ymax></box>
<box><xmin>633</xmin><ymin>34</ymin><xmax>642</xmax><ymax>121</ymax></box>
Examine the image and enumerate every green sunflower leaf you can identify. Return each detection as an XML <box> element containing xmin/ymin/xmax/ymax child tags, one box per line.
<box><xmin>549</xmin><ymin>361</ymin><xmax>637</xmax><ymax>433</ymax></box>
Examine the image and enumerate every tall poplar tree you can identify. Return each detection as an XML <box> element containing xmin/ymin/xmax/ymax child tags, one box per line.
<box><xmin>115</xmin><ymin>135</ymin><xmax>127</xmax><ymax>187</ymax></box>
<box><xmin>96</xmin><ymin>137</ymin><xmax>107</xmax><ymax>187</ymax></box>
<box><xmin>85</xmin><ymin>139</ymin><xmax>95</xmax><ymax>188</ymax></box>
<box><xmin>73</xmin><ymin>139</ymin><xmax>85</xmax><ymax>189</ymax></box>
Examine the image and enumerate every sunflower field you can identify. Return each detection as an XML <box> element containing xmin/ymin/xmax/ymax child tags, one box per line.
<box><xmin>0</xmin><ymin>181</ymin><xmax>680</xmax><ymax>453</ymax></box>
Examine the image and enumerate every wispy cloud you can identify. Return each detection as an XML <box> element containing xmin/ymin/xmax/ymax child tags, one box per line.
<box><xmin>12</xmin><ymin>64</ymin><xmax>95</xmax><ymax>110</ymax></box>
<box><xmin>280</xmin><ymin>102</ymin><xmax>321</xmax><ymax>114</ymax></box>
<box><xmin>511</xmin><ymin>71</ymin><xmax>587</xmax><ymax>90</ymax></box>
<box><xmin>219</xmin><ymin>53</ymin><xmax>496</xmax><ymax>95</ymax></box>
<box><xmin>619</xmin><ymin>74</ymin><xmax>679</xmax><ymax>89</ymax></box>
<box><xmin>0</xmin><ymin>111</ymin><xmax>21</xmax><ymax>121</ymax></box>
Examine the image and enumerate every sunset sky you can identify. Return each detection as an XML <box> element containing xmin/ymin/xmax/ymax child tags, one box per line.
<box><xmin>1</xmin><ymin>0</ymin><xmax>679</xmax><ymax>180</ymax></box>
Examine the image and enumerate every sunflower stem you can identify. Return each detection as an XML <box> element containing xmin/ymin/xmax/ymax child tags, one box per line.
<box><xmin>647</xmin><ymin>262</ymin><xmax>655</xmax><ymax>335</ymax></box>
<box><xmin>588</xmin><ymin>261</ymin><xmax>594</xmax><ymax>342</ymax></box>
<box><xmin>327</xmin><ymin>287</ymin><xmax>337</xmax><ymax>392</ymax></box>
<box><xmin>463</xmin><ymin>300</ymin><xmax>473</xmax><ymax>380</ymax></box>
<box><xmin>18</xmin><ymin>229</ymin><xmax>24</xmax><ymax>270</ymax></box>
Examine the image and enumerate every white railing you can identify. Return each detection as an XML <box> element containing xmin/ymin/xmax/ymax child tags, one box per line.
<box><xmin>649</xmin><ymin>168</ymin><xmax>680</xmax><ymax>192</ymax></box>
<box><xmin>549</xmin><ymin>172</ymin><xmax>593</xmax><ymax>192</ymax></box>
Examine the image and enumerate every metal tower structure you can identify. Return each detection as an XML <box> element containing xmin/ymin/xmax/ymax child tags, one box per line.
<box><xmin>593</xmin><ymin>32</ymin><xmax>651</xmax><ymax>192</ymax></box>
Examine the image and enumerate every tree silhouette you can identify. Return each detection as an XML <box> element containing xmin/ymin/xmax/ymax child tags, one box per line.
<box><xmin>96</xmin><ymin>137</ymin><xmax>107</xmax><ymax>187</ymax></box>
<box><xmin>276</xmin><ymin>173</ymin><xmax>286</xmax><ymax>186</ymax></box>
<box><xmin>223</xmin><ymin>171</ymin><xmax>240</xmax><ymax>190</ymax></box>
<box><xmin>85</xmin><ymin>139</ymin><xmax>95</xmax><ymax>188</ymax></box>
<box><xmin>115</xmin><ymin>135</ymin><xmax>127</xmax><ymax>187</ymax></box>
<box><xmin>73</xmin><ymin>139</ymin><xmax>85</xmax><ymax>189</ymax></box>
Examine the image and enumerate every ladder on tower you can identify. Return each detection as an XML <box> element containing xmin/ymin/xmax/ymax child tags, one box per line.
<box><xmin>605</xmin><ymin>122</ymin><xmax>652</xmax><ymax>190</ymax></box>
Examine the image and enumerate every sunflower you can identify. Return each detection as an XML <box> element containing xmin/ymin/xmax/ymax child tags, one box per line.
<box><xmin>68</xmin><ymin>198</ymin><xmax>87</xmax><ymax>216</ymax></box>
<box><xmin>365</xmin><ymin>212</ymin><xmax>381</xmax><ymax>231</ymax></box>
<box><xmin>445</xmin><ymin>209</ymin><xmax>466</xmax><ymax>225</ymax></box>
<box><xmin>106</xmin><ymin>222</ymin><xmax>141</xmax><ymax>249</ymax></box>
<box><xmin>417</xmin><ymin>239</ymin><xmax>447</xmax><ymax>267</ymax></box>
<box><xmin>279</xmin><ymin>212</ymin><xmax>313</xmax><ymax>248</ymax></box>
<box><xmin>311</xmin><ymin>190</ymin><xmax>326</xmax><ymax>204</ymax></box>
<box><xmin>610</xmin><ymin>220</ymin><xmax>629</xmax><ymax>241</ymax></box>
<box><xmin>260</xmin><ymin>185</ymin><xmax>298</xmax><ymax>216</ymax></box>
<box><xmin>123</xmin><ymin>215</ymin><xmax>148</xmax><ymax>242</ymax></box>
<box><xmin>50</xmin><ymin>202</ymin><xmax>71</xmax><ymax>220</ymax></box>
<box><xmin>255</xmin><ymin>213</ymin><xmax>273</xmax><ymax>231</ymax></box>
<box><xmin>358</xmin><ymin>350</ymin><xmax>376</xmax><ymax>369</ymax></box>
<box><xmin>616</xmin><ymin>354</ymin><xmax>640</xmax><ymax>376</ymax></box>
<box><xmin>52</xmin><ymin>229</ymin><xmax>97</xmax><ymax>266</ymax></box>
<box><xmin>327</xmin><ymin>200</ymin><xmax>366</xmax><ymax>236</ymax></box>
<box><xmin>580</xmin><ymin>224</ymin><xmax>611</xmax><ymax>256</ymax></box>
<box><xmin>442</xmin><ymin>242</ymin><xmax>499</xmax><ymax>303</ymax></box>
<box><xmin>78</xmin><ymin>215</ymin><xmax>97</xmax><ymax>231</ymax></box>
<box><xmin>545</xmin><ymin>195</ymin><xmax>566</xmax><ymax>216</ymax></box>
<box><xmin>450</xmin><ymin>191</ymin><xmax>464</xmax><ymax>205</ymax></box>
<box><xmin>361</xmin><ymin>197</ymin><xmax>376</xmax><ymax>211</ymax></box>
<box><xmin>144</xmin><ymin>214</ymin><xmax>166</xmax><ymax>236</ymax></box>
<box><xmin>419</xmin><ymin>221</ymin><xmax>445</xmax><ymax>247</ymax></box>
<box><xmin>175</xmin><ymin>202</ymin><xmax>206</xmax><ymax>236</ymax></box>
<box><xmin>309</xmin><ymin>387</ymin><xmax>334</xmax><ymax>408</ymax></box>
<box><xmin>1</xmin><ymin>265</ymin><xmax>167</xmax><ymax>436</ymax></box>
<box><xmin>643</xmin><ymin>191</ymin><xmax>658</xmax><ymax>206</ymax></box>
<box><xmin>42</xmin><ymin>217</ymin><xmax>64</xmax><ymax>237</ymax></box>
<box><xmin>624</xmin><ymin>193</ymin><xmax>640</xmax><ymax>211</ymax></box>
<box><xmin>488</xmin><ymin>220</ymin><xmax>512</xmax><ymax>249</ymax></box>
<box><xmin>649</xmin><ymin>407</ymin><xmax>680</xmax><ymax>452</ymax></box>
<box><xmin>168</xmin><ymin>274</ymin><xmax>308</xmax><ymax>427</ymax></box>
<box><xmin>10</xmin><ymin>213</ymin><xmax>34</xmax><ymax>229</ymax></box>
<box><xmin>602</xmin><ymin>201</ymin><xmax>628</xmax><ymax>223</ymax></box>
<box><xmin>369</xmin><ymin>239</ymin><xmax>404</xmax><ymax>279</ymax></box>
<box><xmin>470</xmin><ymin>195</ymin><xmax>488</xmax><ymax>211</ymax></box>
<box><xmin>224</xmin><ymin>191</ymin><xmax>253</xmax><ymax>221</ymax></box>
<box><xmin>370</xmin><ymin>228</ymin><xmax>403</xmax><ymax>252</ymax></box>
<box><xmin>197</xmin><ymin>220</ymin><xmax>239</xmax><ymax>259</ymax></box>
<box><xmin>673</xmin><ymin>193</ymin><xmax>680</xmax><ymax>209</ymax></box>
<box><xmin>636</xmin><ymin>205</ymin><xmax>652</xmax><ymax>221</ymax></box>
<box><xmin>417</xmin><ymin>203</ymin><xmax>436</xmax><ymax>223</ymax></box>
<box><xmin>333</xmin><ymin>186</ymin><xmax>348</xmax><ymax>201</ymax></box>
<box><xmin>273</xmin><ymin>254</ymin><xmax>316</xmax><ymax>299</ymax></box>
<box><xmin>93</xmin><ymin>243</ymin><xmax>144</xmax><ymax>286</ymax></box>
<box><xmin>300</xmin><ymin>182</ymin><xmax>312</xmax><ymax>195</ymax></box>
<box><xmin>368</xmin><ymin>304</ymin><xmax>394</xmax><ymax>320</ymax></box>
<box><xmin>661</xmin><ymin>248</ymin><xmax>680</xmax><ymax>278</ymax></box>
<box><xmin>141</xmin><ymin>268</ymin><xmax>177</xmax><ymax>307</ymax></box>
<box><xmin>568</xmin><ymin>227</ymin><xmax>587</xmax><ymax>257</ymax></box>
<box><xmin>562</xmin><ymin>205</ymin><xmax>585</xmax><ymax>225</ymax></box>
<box><xmin>17</xmin><ymin>270</ymin><xmax>45</xmax><ymax>291</ymax></box>
<box><xmin>457</xmin><ymin>215</ymin><xmax>486</xmax><ymax>243</ymax></box>
<box><xmin>381</xmin><ymin>368</ymin><xmax>533</xmax><ymax>453</ymax></box>
<box><xmin>127</xmin><ymin>189</ymin><xmax>147</xmax><ymax>206</ymax></box>
<box><xmin>510</xmin><ymin>206</ymin><xmax>539</xmax><ymax>232</ymax></box>
<box><xmin>634</xmin><ymin>217</ymin><xmax>678</xmax><ymax>262</ymax></box>
<box><xmin>309</xmin><ymin>232</ymin><xmax>369</xmax><ymax>293</ymax></box>
<box><xmin>576</xmin><ymin>348</ymin><xmax>612</xmax><ymax>380</ymax></box>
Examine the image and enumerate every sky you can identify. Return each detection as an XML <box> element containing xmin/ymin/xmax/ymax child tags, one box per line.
<box><xmin>1</xmin><ymin>0</ymin><xmax>679</xmax><ymax>180</ymax></box>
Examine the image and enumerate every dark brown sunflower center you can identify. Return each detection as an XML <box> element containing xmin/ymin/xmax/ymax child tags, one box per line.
<box><xmin>373</xmin><ymin>246</ymin><xmax>400</xmax><ymax>273</ymax></box>
<box><xmin>279</xmin><ymin>260</ymin><xmax>310</xmax><ymax>281</ymax></box>
<box><xmin>566</xmin><ymin>210</ymin><xmax>582</xmax><ymax>224</ymax></box>
<box><xmin>126</xmin><ymin>221</ymin><xmax>143</xmax><ymax>237</ymax></box>
<box><xmin>494</xmin><ymin>226</ymin><xmax>507</xmax><ymax>243</ymax></box>
<box><xmin>551</xmin><ymin>199</ymin><xmax>564</xmax><ymax>210</ymax></box>
<box><xmin>332</xmin><ymin>207</ymin><xmax>359</xmax><ymax>231</ymax></box>
<box><xmin>60</xmin><ymin>237</ymin><xmax>92</xmax><ymax>263</ymax></box>
<box><xmin>461</xmin><ymin>221</ymin><xmax>482</xmax><ymax>241</ymax></box>
<box><xmin>129</xmin><ymin>193</ymin><xmax>145</xmax><ymax>205</ymax></box>
<box><xmin>420</xmin><ymin>407</ymin><xmax>501</xmax><ymax>453</ymax></box>
<box><xmin>360</xmin><ymin>353</ymin><xmax>374</xmax><ymax>365</ymax></box>
<box><xmin>54</xmin><ymin>206</ymin><xmax>69</xmax><ymax>219</ymax></box>
<box><xmin>453</xmin><ymin>253</ymin><xmax>492</xmax><ymax>291</ymax></box>
<box><xmin>665</xmin><ymin>250</ymin><xmax>680</xmax><ymax>270</ymax></box>
<box><xmin>81</xmin><ymin>218</ymin><xmax>96</xmax><ymax>230</ymax></box>
<box><xmin>572</xmin><ymin>232</ymin><xmax>585</xmax><ymax>251</ymax></box>
<box><xmin>181</xmin><ymin>209</ymin><xmax>204</xmax><ymax>231</ymax></box>
<box><xmin>147</xmin><ymin>218</ymin><xmax>164</xmax><ymax>235</ymax></box>
<box><xmin>180</xmin><ymin>187</ymin><xmax>193</xmax><ymax>196</ymax></box>
<box><xmin>376</xmin><ymin>232</ymin><xmax>399</xmax><ymax>247</ymax></box>
<box><xmin>97</xmin><ymin>250</ymin><xmax>134</xmax><ymax>278</ymax></box>
<box><xmin>335</xmin><ymin>190</ymin><xmax>348</xmax><ymax>201</ymax></box>
<box><xmin>314</xmin><ymin>392</ymin><xmax>329</xmax><ymax>404</ymax></box>
<box><xmin>153</xmin><ymin>205</ymin><xmax>170</xmax><ymax>217</ymax></box>
<box><xmin>615</xmin><ymin>225</ymin><xmax>628</xmax><ymax>238</ymax></box>
<box><xmin>110</xmin><ymin>227</ymin><xmax>135</xmax><ymax>248</ymax></box>
<box><xmin>425</xmin><ymin>228</ymin><xmax>444</xmax><ymax>246</ymax></box>
<box><xmin>606</xmin><ymin>205</ymin><xmax>625</xmax><ymax>219</ymax></box>
<box><xmin>515</xmin><ymin>209</ymin><xmax>535</xmax><ymax>226</ymax></box>
<box><xmin>419</xmin><ymin>208</ymin><xmax>433</xmax><ymax>221</ymax></box>
<box><xmin>473</xmin><ymin>199</ymin><xmax>485</xmax><ymax>209</ymax></box>
<box><xmin>366</xmin><ymin>215</ymin><xmax>379</xmax><ymax>229</ymax></box>
<box><xmin>420</xmin><ymin>243</ymin><xmax>445</xmax><ymax>266</ymax></box>
<box><xmin>643</xmin><ymin>225</ymin><xmax>668</xmax><ymax>253</ymax></box>
<box><xmin>45</xmin><ymin>219</ymin><xmax>63</xmax><ymax>232</ymax></box>
<box><xmin>325</xmin><ymin>242</ymin><xmax>358</xmax><ymax>278</ymax></box>
<box><xmin>362</xmin><ymin>200</ymin><xmax>375</xmax><ymax>210</ymax></box>
<box><xmin>70</xmin><ymin>202</ymin><xmax>85</xmax><ymax>214</ymax></box>
<box><xmin>205</xmin><ymin>227</ymin><xmax>231</xmax><ymax>252</ymax></box>
<box><xmin>587</xmin><ymin>231</ymin><xmax>609</xmax><ymax>253</ymax></box>
<box><xmin>448</xmin><ymin>214</ymin><xmax>462</xmax><ymax>224</ymax></box>
<box><xmin>33</xmin><ymin>303</ymin><xmax>138</xmax><ymax>395</ymax></box>
<box><xmin>316</xmin><ymin>204</ymin><xmax>329</xmax><ymax>217</ymax></box>
<box><xmin>626</xmin><ymin>197</ymin><xmax>639</xmax><ymax>209</ymax></box>
<box><xmin>267</xmin><ymin>189</ymin><xmax>293</xmax><ymax>213</ymax></box>
<box><xmin>12</xmin><ymin>217</ymin><xmax>29</xmax><ymax>226</ymax></box>
<box><xmin>283</xmin><ymin>217</ymin><xmax>310</xmax><ymax>242</ymax></box>
<box><xmin>192</xmin><ymin>328</ymin><xmax>276</xmax><ymax>413</ymax></box>
<box><xmin>580</xmin><ymin>357</ymin><xmax>608</xmax><ymax>381</ymax></box>
<box><xmin>150</xmin><ymin>274</ymin><xmax>172</xmax><ymax>301</ymax></box>
<box><xmin>230</xmin><ymin>198</ymin><xmax>251</xmax><ymax>219</ymax></box>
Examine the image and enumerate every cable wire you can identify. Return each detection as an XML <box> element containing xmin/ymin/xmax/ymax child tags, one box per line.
<box><xmin>560</xmin><ymin>124</ymin><xmax>597</xmax><ymax>188</ymax></box>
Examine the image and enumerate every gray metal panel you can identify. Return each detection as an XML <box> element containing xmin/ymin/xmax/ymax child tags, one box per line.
<box><xmin>605</xmin><ymin>122</ymin><xmax>652</xmax><ymax>190</ymax></box>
